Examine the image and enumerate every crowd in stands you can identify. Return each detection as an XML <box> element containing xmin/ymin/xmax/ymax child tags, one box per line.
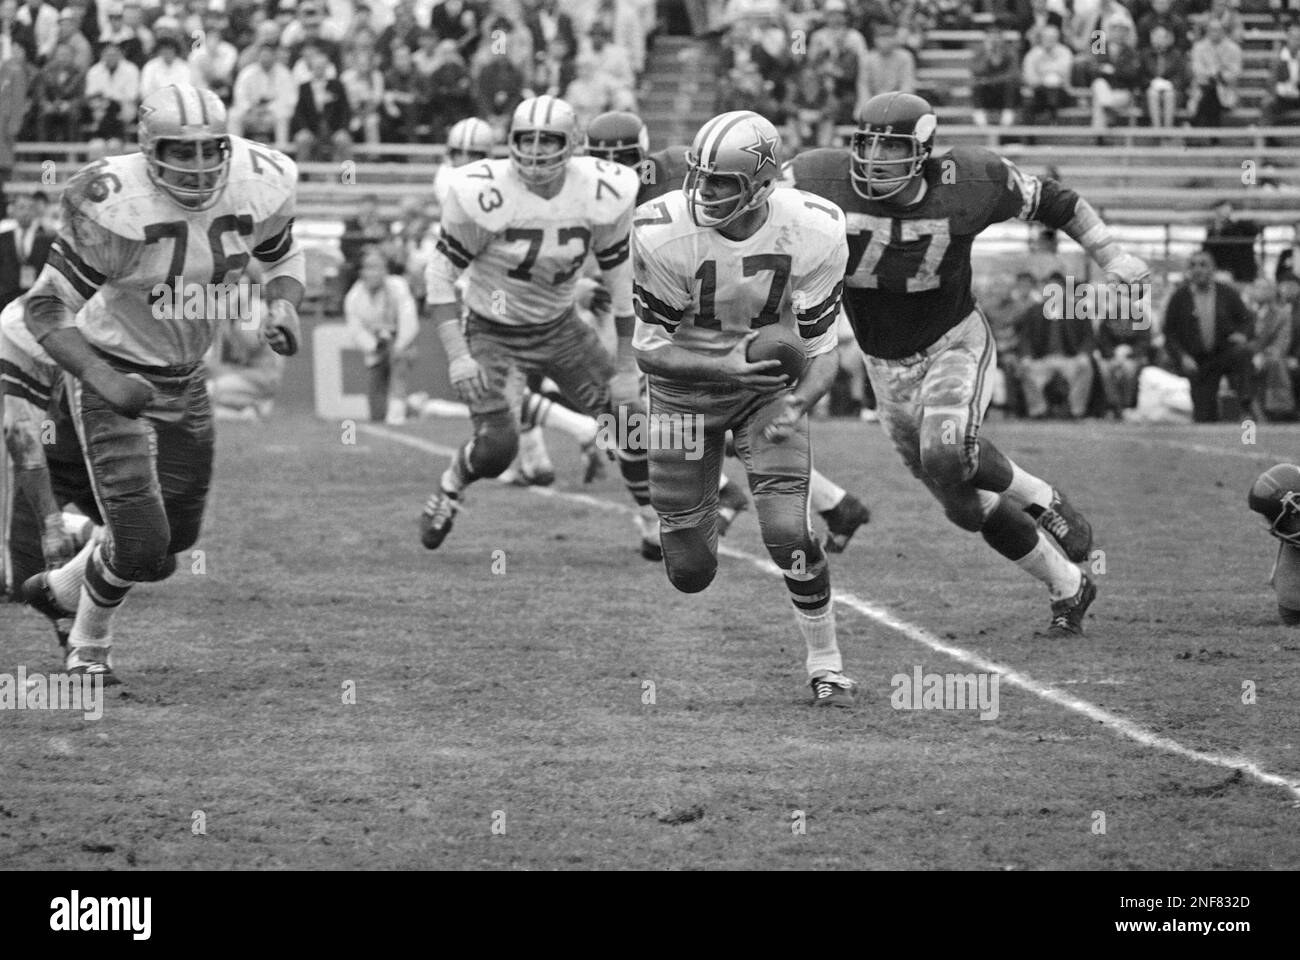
<box><xmin>712</xmin><ymin>0</ymin><xmax>1300</xmax><ymax>142</ymax></box>
<box><xmin>0</xmin><ymin>0</ymin><xmax>654</xmax><ymax>159</ymax></box>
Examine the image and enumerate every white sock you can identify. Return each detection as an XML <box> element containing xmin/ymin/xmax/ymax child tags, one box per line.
<box><xmin>809</xmin><ymin>469</ymin><xmax>846</xmax><ymax>514</ymax></box>
<box><xmin>795</xmin><ymin>606</ymin><xmax>842</xmax><ymax>676</ymax></box>
<box><xmin>1014</xmin><ymin>531</ymin><xmax>1082</xmax><ymax>600</ymax></box>
<box><xmin>1003</xmin><ymin>458</ymin><xmax>1053</xmax><ymax>511</ymax></box>
<box><xmin>48</xmin><ymin>538</ymin><xmax>96</xmax><ymax>610</ymax></box>
<box><xmin>518</xmin><ymin>426</ymin><xmax>553</xmax><ymax>473</ymax></box>
<box><xmin>536</xmin><ymin>402</ymin><xmax>597</xmax><ymax>443</ymax></box>
<box><xmin>719</xmin><ymin>471</ymin><xmax>732</xmax><ymax>491</ymax></box>
<box><xmin>68</xmin><ymin>552</ymin><xmax>134</xmax><ymax>647</ymax></box>
<box><xmin>439</xmin><ymin>465</ymin><xmax>465</xmax><ymax>496</ymax></box>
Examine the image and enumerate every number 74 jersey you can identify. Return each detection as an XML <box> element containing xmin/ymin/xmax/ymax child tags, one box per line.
<box><xmin>631</xmin><ymin>188</ymin><xmax>847</xmax><ymax>366</ymax></box>
<box><xmin>29</xmin><ymin>135</ymin><xmax>301</xmax><ymax>368</ymax></box>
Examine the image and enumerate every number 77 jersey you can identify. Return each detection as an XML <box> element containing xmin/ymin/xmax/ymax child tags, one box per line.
<box><xmin>631</xmin><ymin>188</ymin><xmax>847</xmax><ymax>370</ymax></box>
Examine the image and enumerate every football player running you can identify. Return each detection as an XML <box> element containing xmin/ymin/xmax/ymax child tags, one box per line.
<box><xmin>632</xmin><ymin>111</ymin><xmax>857</xmax><ymax>706</ymax></box>
<box><xmin>420</xmin><ymin>95</ymin><xmax>657</xmax><ymax>554</ymax></box>
<box><xmin>1248</xmin><ymin>463</ymin><xmax>1300</xmax><ymax>625</ymax></box>
<box><xmin>789</xmin><ymin>92</ymin><xmax>1149</xmax><ymax>636</ymax></box>
<box><xmin>20</xmin><ymin>84</ymin><xmax>304</xmax><ymax>684</ymax></box>
<box><xmin>586</xmin><ymin>110</ymin><xmax>873</xmax><ymax>553</ymax></box>
<box><xmin>429</xmin><ymin>116</ymin><xmax>605</xmax><ymax>488</ymax></box>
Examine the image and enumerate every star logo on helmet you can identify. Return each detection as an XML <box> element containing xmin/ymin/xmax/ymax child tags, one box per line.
<box><xmin>740</xmin><ymin>127</ymin><xmax>779</xmax><ymax>174</ymax></box>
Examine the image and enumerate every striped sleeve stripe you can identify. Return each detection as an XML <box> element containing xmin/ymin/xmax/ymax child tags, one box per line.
<box><xmin>632</xmin><ymin>297</ymin><xmax>679</xmax><ymax>333</ymax></box>
<box><xmin>0</xmin><ymin>366</ymin><xmax>52</xmax><ymax>408</ymax></box>
<box><xmin>46</xmin><ymin>245</ymin><xmax>100</xmax><ymax>301</ymax></box>
<box><xmin>438</xmin><ymin>229</ymin><xmax>475</xmax><ymax>265</ymax></box>
<box><xmin>632</xmin><ymin>282</ymin><xmax>684</xmax><ymax>324</ymax></box>
<box><xmin>435</xmin><ymin>236</ymin><xmax>471</xmax><ymax>270</ymax></box>
<box><xmin>252</xmin><ymin>219</ymin><xmax>295</xmax><ymax>262</ymax></box>
<box><xmin>595</xmin><ymin>236</ymin><xmax>630</xmax><ymax>268</ymax></box>
<box><xmin>795</xmin><ymin>281</ymin><xmax>843</xmax><ymax>327</ymax></box>
<box><xmin>797</xmin><ymin>307</ymin><xmax>838</xmax><ymax>339</ymax></box>
<box><xmin>51</xmin><ymin>237</ymin><xmax>106</xmax><ymax>286</ymax></box>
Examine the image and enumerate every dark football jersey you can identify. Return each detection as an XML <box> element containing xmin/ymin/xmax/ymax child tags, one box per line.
<box><xmin>637</xmin><ymin>146</ymin><xmax>691</xmax><ymax>206</ymax></box>
<box><xmin>791</xmin><ymin>145</ymin><xmax>1080</xmax><ymax>359</ymax></box>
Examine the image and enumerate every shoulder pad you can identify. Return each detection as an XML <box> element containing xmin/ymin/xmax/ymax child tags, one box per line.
<box><xmin>226</xmin><ymin>136</ymin><xmax>298</xmax><ymax>216</ymax></box>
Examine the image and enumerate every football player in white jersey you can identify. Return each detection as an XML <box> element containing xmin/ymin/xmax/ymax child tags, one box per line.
<box><xmin>632</xmin><ymin>111</ymin><xmax>857</xmax><ymax>706</ymax></box>
<box><xmin>420</xmin><ymin>95</ymin><xmax>656</xmax><ymax>555</ymax></box>
<box><xmin>19</xmin><ymin>84</ymin><xmax>304</xmax><ymax>685</ymax></box>
<box><xmin>428</xmin><ymin>115</ymin><xmax>604</xmax><ymax>488</ymax></box>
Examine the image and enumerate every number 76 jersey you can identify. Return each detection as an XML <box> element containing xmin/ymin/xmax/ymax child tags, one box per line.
<box><xmin>631</xmin><ymin>188</ymin><xmax>847</xmax><ymax>371</ymax></box>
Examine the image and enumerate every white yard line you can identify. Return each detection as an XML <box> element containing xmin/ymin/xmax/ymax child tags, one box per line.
<box><xmin>364</xmin><ymin>423</ymin><xmax>1300</xmax><ymax>802</ymax></box>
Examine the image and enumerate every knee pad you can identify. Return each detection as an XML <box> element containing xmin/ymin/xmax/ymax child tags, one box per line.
<box><xmin>662</xmin><ymin>528</ymin><xmax>717</xmax><ymax>594</ymax></box>
<box><xmin>469</xmin><ymin>413</ymin><xmax>519</xmax><ymax>478</ymax></box>
<box><xmin>920</xmin><ymin>412</ymin><xmax>975</xmax><ymax>488</ymax></box>
<box><xmin>145</xmin><ymin>553</ymin><xmax>179</xmax><ymax>583</ymax></box>
<box><xmin>107</xmin><ymin>544</ymin><xmax>175</xmax><ymax>583</ymax></box>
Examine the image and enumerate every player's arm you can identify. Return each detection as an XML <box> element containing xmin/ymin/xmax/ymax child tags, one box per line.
<box><xmin>424</xmin><ymin>188</ymin><xmax>491</xmax><ymax>402</ymax></box>
<box><xmin>24</xmin><ymin>199</ymin><xmax>156</xmax><ymax>418</ymax></box>
<box><xmin>593</xmin><ymin>210</ymin><xmax>641</xmax><ymax>407</ymax></box>
<box><xmin>765</xmin><ymin>224</ymin><xmax>848</xmax><ymax>442</ymax></box>
<box><xmin>252</xmin><ymin>183</ymin><xmax>307</xmax><ymax>355</ymax></box>
<box><xmin>997</xmin><ymin>156</ymin><xmax>1149</xmax><ymax>286</ymax></box>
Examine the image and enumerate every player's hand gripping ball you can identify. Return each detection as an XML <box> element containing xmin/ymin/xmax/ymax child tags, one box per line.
<box><xmin>746</xmin><ymin>323</ymin><xmax>805</xmax><ymax>387</ymax></box>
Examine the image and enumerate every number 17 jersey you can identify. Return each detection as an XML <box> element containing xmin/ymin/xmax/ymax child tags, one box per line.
<box><xmin>631</xmin><ymin>188</ymin><xmax>847</xmax><ymax>374</ymax></box>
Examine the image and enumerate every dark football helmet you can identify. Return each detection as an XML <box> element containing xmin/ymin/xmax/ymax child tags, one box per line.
<box><xmin>850</xmin><ymin>91</ymin><xmax>936</xmax><ymax>201</ymax></box>
<box><xmin>1248</xmin><ymin>463</ymin><xmax>1300</xmax><ymax>545</ymax></box>
<box><xmin>585</xmin><ymin>111</ymin><xmax>649</xmax><ymax>169</ymax></box>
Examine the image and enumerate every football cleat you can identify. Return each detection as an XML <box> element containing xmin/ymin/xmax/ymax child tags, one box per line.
<box><xmin>822</xmin><ymin>493</ymin><xmax>871</xmax><ymax>553</ymax></box>
<box><xmin>21</xmin><ymin>571</ymin><xmax>74</xmax><ymax>650</ymax></box>
<box><xmin>1046</xmin><ymin>574</ymin><xmax>1097</xmax><ymax>638</ymax></box>
<box><xmin>419</xmin><ymin>488</ymin><xmax>461</xmax><ymax>550</ymax></box>
<box><xmin>810</xmin><ymin>670</ymin><xmax>857</xmax><ymax>707</ymax></box>
<box><xmin>65</xmin><ymin>644</ymin><xmax>121</xmax><ymax>687</ymax></box>
<box><xmin>1027</xmin><ymin>488</ymin><xmax>1092</xmax><ymax>563</ymax></box>
<box><xmin>717</xmin><ymin>481</ymin><xmax>750</xmax><ymax>537</ymax></box>
<box><xmin>580</xmin><ymin>438</ymin><xmax>607</xmax><ymax>484</ymax></box>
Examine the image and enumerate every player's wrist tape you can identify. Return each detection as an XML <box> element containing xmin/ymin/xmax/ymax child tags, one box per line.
<box><xmin>437</xmin><ymin>318</ymin><xmax>472</xmax><ymax>363</ymax></box>
<box><xmin>1064</xmin><ymin>201</ymin><xmax>1120</xmax><ymax>267</ymax></box>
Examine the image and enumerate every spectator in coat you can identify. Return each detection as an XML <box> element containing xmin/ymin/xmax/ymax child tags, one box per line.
<box><xmin>1187</xmin><ymin>18</ymin><xmax>1242</xmax><ymax>128</ymax></box>
<box><xmin>84</xmin><ymin>39</ymin><xmax>139</xmax><ymax>126</ymax></box>
<box><xmin>1142</xmin><ymin>24</ymin><xmax>1188</xmax><ymax>129</ymax></box>
<box><xmin>1162</xmin><ymin>251</ymin><xmax>1257</xmax><ymax>422</ymax></box>
<box><xmin>1262</xmin><ymin>21</ymin><xmax>1300</xmax><ymax>126</ymax></box>
<box><xmin>1137</xmin><ymin>0</ymin><xmax>1190</xmax><ymax>51</ymax></box>
<box><xmin>1244</xmin><ymin>278</ymin><xmax>1296</xmax><ymax>419</ymax></box>
<box><xmin>1086</xmin><ymin>21</ymin><xmax>1142</xmax><ymax>130</ymax></box>
<box><xmin>1204</xmin><ymin>200</ymin><xmax>1260</xmax><ymax>284</ymax></box>
<box><xmin>972</xmin><ymin>31</ymin><xmax>1020</xmax><ymax>127</ymax></box>
<box><xmin>1015</xmin><ymin>272</ymin><xmax>1096</xmax><ymax>418</ymax></box>
<box><xmin>36</xmin><ymin>42</ymin><xmax>83</xmax><ymax>140</ymax></box>
<box><xmin>1</xmin><ymin>0</ymin><xmax>37</xmax><ymax>64</ymax></box>
<box><xmin>1094</xmin><ymin>303</ymin><xmax>1153</xmax><ymax>417</ymax></box>
<box><xmin>139</xmin><ymin>34</ymin><xmax>192</xmax><ymax>100</ymax></box>
<box><xmin>0</xmin><ymin>191</ymin><xmax>53</xmax><ymax>310</ymax></box>
<box><xmin>229</xmin><ymin>40</ymin><xmax>297</xmax><ymax>145</ymax></box>
<box><xmin>291</xmin><ymin>42</ymin><xmax>353</xmax><ymax>163</ymax></box>
<box><xmin>1022</xmin><ymin>24</ymin><xmax>1073</xmax><ymax>124</ymax></box>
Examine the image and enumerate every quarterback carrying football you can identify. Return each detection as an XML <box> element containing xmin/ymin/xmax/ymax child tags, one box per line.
<box><xmin>586</xmin><ymin>110</ymin><xmax>873</xmax><ymax>553</ymax></box>
<box><xmin>789</xmin><ymin>92</ymin><xmax>1151</xmax><ymax>636</ymax></box>
<box><xmin>420</xmin><ymin>96</ymin><xmax>657</xmax><ymax>554</ymax></box>
<box><xmin>20</xmin><ymin>84</ymin><xmax>304</xmax><ymax>684</ymax></box>
<box><xmin>631</xmin><ymin>111</ymin><xmax>856</xmax><ymax>706</ymax></box>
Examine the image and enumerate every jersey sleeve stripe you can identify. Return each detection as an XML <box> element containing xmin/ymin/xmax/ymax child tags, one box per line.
<box><xmin>595</xmin><ymin>235</ymin><xmax>630</xmax><ymax>269</ymax></box>
<box><xmin>51</xmin><ymin>237</ymin><xmax>107</xmax><ymax>286</ymax></box>
<box><xmin>796</xmin><ymin>280</ymin><xmax>843</xmax><ymax>326</ymax></box>
<box><xmin>0</xmin><ymin>362</ymin><xmax>52</xmax><ymax>408</ymax></box>
<box><xmin>632</xmin><ymin>281</ymin><xmax>683</xmax><ymax>323</ymax></box>
<box><xmin>252</xmin><ymin>219</ymin><xmax>295</xmax><ymax>262</ymax></box>
<box><xmin>46</xmin><ymin>243</ymin><xmax>102</xmax><ymax>300</ymax></box>
<box><xmin>435</xmin><ymin>234</ymin><xmax>471</xmax><ymax>270</ymax></box>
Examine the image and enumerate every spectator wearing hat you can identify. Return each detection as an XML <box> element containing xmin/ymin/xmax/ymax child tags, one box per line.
<box><xmin>85</xmin><ymin>38</ymin><xmax>139</xmax><ymax>125</ymax></box>
<box><xmin>230</xmin><ymin>39</ymin><xmax>296</xmax><ymax>144</ymax></box>
<box><xmin>292</xmin><ymin>41</ymin><xmax>352</xmax><ymax>162</ymax></box>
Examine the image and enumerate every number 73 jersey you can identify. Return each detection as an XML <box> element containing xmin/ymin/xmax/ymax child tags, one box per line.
<box><xmin>630</xmin><ymin>188</ymin><xmax>847</xmax><ymax>369</ymax></box>
<box><xmin>30</xmin><ymin>135</ymin><xmax>301</xmax><ymax>368</ymax></box>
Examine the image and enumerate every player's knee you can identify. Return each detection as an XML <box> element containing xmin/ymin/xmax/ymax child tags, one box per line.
<box><xmin>1280</xmin><ymin>605</ymin><xmax>1300</xmax><ymax>626</ymax></box>
<box><xmin>940</xmin><ymin>490</ymin><xmax>988</xmax><ymax>532</ymax></box>
<box><xmin>920</xmin><ymin>418</ymin><xmax>974</xmax><ymax>488</ymax></box>
<box><xmin>662</xmin><ymin>528</ymin><xmax>717</xmax><ymax>594</ymax></box>
<box><xmin>110</xmin><ymin>539</ymin><xmax>174</xmax><ymax>582</ymax></box>
<box><xmin>470</xmin><ymin>415</ymin><xmax>519</xmax><ymax>477</ymax></box>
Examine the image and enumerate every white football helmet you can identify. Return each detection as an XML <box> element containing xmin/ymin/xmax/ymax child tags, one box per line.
<box><xmin>509</xmin><ymin>95</ymin><xmax>578</xmax><ymax>186</ymax></box>
<box><xmin>684</xmin><ymin>111</ymin><xmax>782</xmax><ymax>229</ymax></box>
<box><xmin>446</xmin><ymin>117</ymin><xmax>496</xmax><ymax>167</ymax></box>
<box><xmin>138</xmin><ymin>83</ymin><xmax>231</xmax><ymax>211</ymax></box>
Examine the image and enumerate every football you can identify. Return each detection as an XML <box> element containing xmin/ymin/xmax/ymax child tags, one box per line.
<box><xmin>747</xmin><ymin>323</ymin><xmax>806</xmax><ymax>385</ymax></box>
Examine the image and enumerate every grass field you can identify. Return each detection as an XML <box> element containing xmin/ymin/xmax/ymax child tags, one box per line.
<box><xmin>2</xmin><ymin>411</ymin><xmax>1299</xmax><ymax>870</ymax></box>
